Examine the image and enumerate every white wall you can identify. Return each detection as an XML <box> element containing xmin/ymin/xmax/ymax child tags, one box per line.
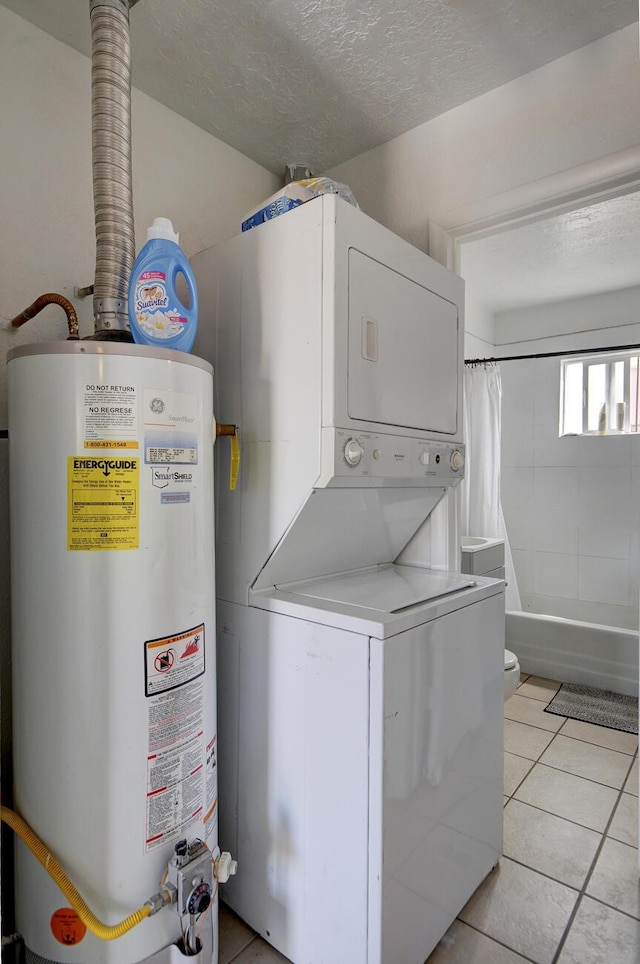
<box><xmin>498</xmin><ymin>319</ymin><xmax>640</xmax><ymax>631</ymax></box>
<box><xmin>329</xmin><ymin>25</ymin><xmax>640</xmax><ymax>254</ymax></box>
<box><xmin>0</xmin><ymin>6</ymin><xmax>278</xmax><ymax>919</ymax></box>
<box><xmin>465</xmin><ymin>294</ymin><xmax>495</xmax><ymax>359</ymax></box>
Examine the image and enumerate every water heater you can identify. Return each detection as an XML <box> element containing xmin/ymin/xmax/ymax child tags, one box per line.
<box><xmin>8</xmin><ymin>341</ymin><xmax>217</xmax><ymax>964</ymax></box>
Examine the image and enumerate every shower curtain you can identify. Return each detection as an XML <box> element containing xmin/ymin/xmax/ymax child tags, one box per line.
<box><xmin>460</xmin><ymin>362</ymin><xmax>521</xmax><ymax>611</ymax></box>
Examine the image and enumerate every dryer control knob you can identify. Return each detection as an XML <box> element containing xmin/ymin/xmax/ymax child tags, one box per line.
<box><xmin>344</xmin><ymin>439</ymin><xmax>364</xmax><ymax>466</ymax></box>
<box><xmin>451</xmin><ymin>450</ymin><xmax>465</xmax><ymax>472</ymax></box>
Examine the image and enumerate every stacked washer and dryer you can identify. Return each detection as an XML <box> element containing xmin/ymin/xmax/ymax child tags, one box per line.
<box><xmin>191</xmin><ymin>195</ymin><xmax>505</xmax><ymax>964</ymax></box>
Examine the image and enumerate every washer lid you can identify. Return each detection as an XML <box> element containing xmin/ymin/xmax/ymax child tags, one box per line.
<box><xmin>276</xmin><ymin>564</ymin><xmax>475</xmax><ymax>614</ymax></box>
<box><xmin>505</xmin><ymin>649</ymin><xmax>518</xmax><ymax>670</ymax></box>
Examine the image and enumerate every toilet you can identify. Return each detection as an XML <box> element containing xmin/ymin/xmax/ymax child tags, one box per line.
<box><xmin>460</xmin><ymin>537</ymin><xmax>520</xmax><ymax>701</ymax></box>
<box><xmin>504</xmin><ymin>649</ymin><xmax>520</xmax><ymax>701</ymax></box>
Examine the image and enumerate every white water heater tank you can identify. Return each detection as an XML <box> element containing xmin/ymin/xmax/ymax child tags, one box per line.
<box><xmin>8</xmin><ymin>342</ymin><xmax>217</xmax><ymax>964</ymax></box>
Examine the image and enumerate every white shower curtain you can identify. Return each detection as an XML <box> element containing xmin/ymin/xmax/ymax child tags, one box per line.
<box><xmin>460</xmin><ymin>362</ymin><xmax>521</xmax><ymax>612</ymax></box>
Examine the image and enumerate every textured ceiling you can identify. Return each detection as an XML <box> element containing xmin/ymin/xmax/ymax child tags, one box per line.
<box><xmin>459</xmin><ymin>191</ymin><xmax>640</xmax><ymax>314</ymax></box>
<box><xmin>1</xmin><ymin>0</ymin><xmax>637</xmax><ymax>174</ymax></box>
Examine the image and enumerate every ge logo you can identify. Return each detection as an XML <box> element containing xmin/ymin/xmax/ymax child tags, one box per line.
<box><xmin>150</xmin><ymin>397</ymin><xmax>165</xmax><ymax>414</ymax></box>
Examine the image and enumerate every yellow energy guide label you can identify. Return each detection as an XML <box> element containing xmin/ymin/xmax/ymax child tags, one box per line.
<box><xmin>67</xmin><ymin>456</ymin><xmax>139</xmax><ymax>551</ymax></box>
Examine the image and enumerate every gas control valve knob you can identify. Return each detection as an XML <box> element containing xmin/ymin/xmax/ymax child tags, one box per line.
<box><xmin>344</xmin><ymin>439</ymin><xmax>364</xmax><ymax>466</ymax></box>
<box><xmin>450</xmin><ymin>450</ymin><xmax>465</xmax><ymax>472</ymax></box>
<box><xmin>187</xmin><ymin>881</ymin><xmax>212</xmax><ymax>916</ymax></box>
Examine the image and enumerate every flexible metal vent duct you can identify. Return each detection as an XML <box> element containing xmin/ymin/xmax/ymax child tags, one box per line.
<box><xmin>90</xmin><ymin>0</ymin><xmax>135</xmax><ymax>335</ymax></box>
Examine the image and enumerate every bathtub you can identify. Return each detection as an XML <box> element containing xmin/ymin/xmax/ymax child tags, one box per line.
<box><xmin>506</xmin><ymin>610</ymin><xmax>639</xmax><ymax>698</ymax></box>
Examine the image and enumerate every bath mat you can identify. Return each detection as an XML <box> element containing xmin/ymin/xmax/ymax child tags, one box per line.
<box><xmin>544</xmin><ymin>683</ymin><xmax>638</xmax><ymax>734</ymax></box>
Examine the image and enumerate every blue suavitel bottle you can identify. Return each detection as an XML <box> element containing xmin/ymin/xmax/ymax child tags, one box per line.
<box><xmin>128</xmin><ymin>218</ymin><xmax>198</xmax><ymax>352</ymax></box>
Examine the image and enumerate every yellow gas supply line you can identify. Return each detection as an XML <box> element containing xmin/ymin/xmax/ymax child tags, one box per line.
<box><xmin>1</xmin><ymin>806</ymin><xmax>155</xmax><ymax>941</ymax></box>
<box><xmin>216</xmin><ymin>423</ymin><xmax>240</xmax><ymax>490</ymax></box>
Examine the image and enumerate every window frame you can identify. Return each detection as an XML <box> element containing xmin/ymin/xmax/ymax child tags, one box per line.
<box><xmin>560</xmin><ymin>349</ymin><xmax>639</xmax><ymax>436</ymax></box>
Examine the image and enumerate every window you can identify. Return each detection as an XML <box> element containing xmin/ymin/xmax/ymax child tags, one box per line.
<box><xmin>560</xmin><ymin>351</ymin><xmax>640</xmax><ymax>436</ymax></box>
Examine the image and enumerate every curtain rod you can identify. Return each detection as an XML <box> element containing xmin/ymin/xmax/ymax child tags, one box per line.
<box><xmin>465</xmin><ymin>342</ymin><xmax>640</xmax><ymax>365</ymax></box>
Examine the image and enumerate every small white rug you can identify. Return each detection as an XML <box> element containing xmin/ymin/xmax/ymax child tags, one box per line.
<box><xmin>544</xmin><ymin>683</ymin><xmax>638</xmax><ymax>734</ymax></box>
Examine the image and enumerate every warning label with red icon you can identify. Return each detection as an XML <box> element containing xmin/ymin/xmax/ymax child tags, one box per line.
<box><xmin>51</xmin><ymin>908</ymin><xmax>87</xmax><ymax>946</ymax></box>
<box><xmin>144</xmin><ymin>624</ymin><xmax>205</xmax><ymax>696</ymax></box>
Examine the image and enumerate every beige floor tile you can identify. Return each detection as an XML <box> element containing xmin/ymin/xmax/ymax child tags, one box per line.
<box><xmin>504</xmin><ymin>752</ymin><xmax>534</xmax><ymax>796</ymax></box>
<box><xmin>558</xmin><ymin>896</ymin><xmax>640</xmax><ymax>964</ymax></box>
<box><xmin>504</xmin><ymin>719</ymin><xmax>555</xmax><ymax>761</ymax></box>
<box><xmin>516</xmin><ymin>677</ymin><xmax>561</xmax><ymax>702</ymax></box>
<box><xmin>219</xmin><ymin>904</ymin><xmax>258</xmax><ymax>964</ymax></box>
<box><xmin>586</xmin><ymin>837</ymin><xmax>640</xmax><ymax>919</ymax></box>
<box><xmin>624</xmin><ymin>757</ymin><xmax>638</xmax><ymax>796</ymax></box>
<box><xmin>608</xmin><ymin>793</ymin><xmax>638</xmax><ymax>848</ymax></box>
<box><xmin>514</xmin><ymin>764</ymin><xmax>618</xmax><ymax>832</ymax></box>
<box><xmin>504</xmin><ymin>694</ymin><xmax>565</xmax><ymax>732</ymax></box>
<box><xmin>459</xmin><ymin>857</ymin><xmax>577</xmax><ymax>964</ymax></box>
<box><xmin>503</xmin><ymin>799</ymin><xmax>601</xmax><ymax>889</ymax></box>
<box><xmin>540</xmin><ymin>735</ymin><xmax>633</xmax><ymax>789</ymax></box>
<box><xmin>232</xmin><ymin>936</ymin><xmax>291</xmax><ymax>962</ymax></box>
<box><xmin>560</xmin><ymin>719</ymin><xmax>638</xmax><ymax>755</ymax></box>
<box><xmin>516</xmin><ymin>674</ymin><xmax>530</xmax><ymax>687</ymax></box>
<box><xmin>426</xmin><ymin>919</ymin><xmax>528</xmax><ymax>962</ymax></box>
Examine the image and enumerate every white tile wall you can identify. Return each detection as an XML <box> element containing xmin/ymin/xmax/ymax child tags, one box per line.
<box><xmin>533</xmin><ymin>361</ymin><xmax>561</xmax><ymax>425</ymax></box>
<box><xmin>579</xmin><ymin>557</ymin><xmax>632</xmax><ymax>607</ymax></box>
<box><xmin>532</xmin><ymin>551</ymin><xmax>578</xmax><ymax>599</ymax></box>
<box><xmin>500</xmin><ymin>338</ymin><xmax>639</xmax><ymax>628</ymax></box>
<box><xmin>534</xmin><ymin>467</ymin><xmax>580</xmax><ymax>513</ymax></box>
<box><xmin>579</xmin><ymin>467</ymin><xmax>632</xmax><ymax>511</ymax></box>
<box><xmin>534</xmin><ymin>422</ymin><xmax>581</xmax><ymax>467</ymax></box>
<box><xmin>512</xmin><ymin>549</ymin><xmax>534</xmax><ymax>592</ymax></box>
<box><xmin>502</xmin><ymin>467</ymin><xmax>534</xmax><ymax>510</ymax></box>
<box><xmin>503</xmin><ymin>418</ymin><xmax>534</xmax><ymax>467</ymax></box>
<box><xmin>578</xmin><ymin>510</ymin><xmax>631</xmax><ymax>560</ymax></box>
<box><xmin>503</xmin><ymin>504</ymin><xmax>533</xmax><ymax>550</ymax></box>
<box><xmin>629</xmin><ymin>465</ymin><xmax>640</xmax><ymax>575</ymax></box>
<box><xmin>579</xmin><ymin>435</ymin><xmax>633</xmax><ymax>467</ymax></box>
<box><xmin>532</xmin><ymin>506</ymin><xmax>578</xmax><ymax>555</ymax></box>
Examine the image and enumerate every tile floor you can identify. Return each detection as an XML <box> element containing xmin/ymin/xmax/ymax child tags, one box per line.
<box><xmin>219</xmin><ymin>673</ymin><xmax>639</xmax><ymax>964</ymax></box>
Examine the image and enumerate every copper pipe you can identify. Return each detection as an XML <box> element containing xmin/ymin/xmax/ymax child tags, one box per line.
<box><xmin>216</xmin><ymin>424</ymin><xmax>237</xmax><ymax>437</ymax></box>
<box><xmin>10</xmin><ymin>293</ymin><xmax>80</xmax><ymax>340</ymax></box>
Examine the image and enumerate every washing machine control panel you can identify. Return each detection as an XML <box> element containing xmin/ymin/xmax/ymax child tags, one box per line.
<box><xmin>343</xmin><ymin>438</ymin><xmax>365</xmax><ymax>466</ymax></box>
<box><xmin>319</xmin><ymin>429</ymin><xmax>465</xmax><ymax>487</ymax></box>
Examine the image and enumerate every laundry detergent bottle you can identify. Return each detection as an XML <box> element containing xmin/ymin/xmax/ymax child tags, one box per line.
<box><xmin>128</xmin><ymin>217</ymin><xmax>198</xmax><ymax>352</ymax></box>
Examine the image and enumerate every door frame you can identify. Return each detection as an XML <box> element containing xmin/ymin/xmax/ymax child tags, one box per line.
<box><xmin>428</xmin><ymin>145</ymin><xmax>640</xmax><ymax>272</ymax></box>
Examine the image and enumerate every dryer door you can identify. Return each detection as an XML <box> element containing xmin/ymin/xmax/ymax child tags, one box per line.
<box><xmin>347</xmin><ymin>248</ymin><xmax>460</xmax><ymax>434</ymax></box>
